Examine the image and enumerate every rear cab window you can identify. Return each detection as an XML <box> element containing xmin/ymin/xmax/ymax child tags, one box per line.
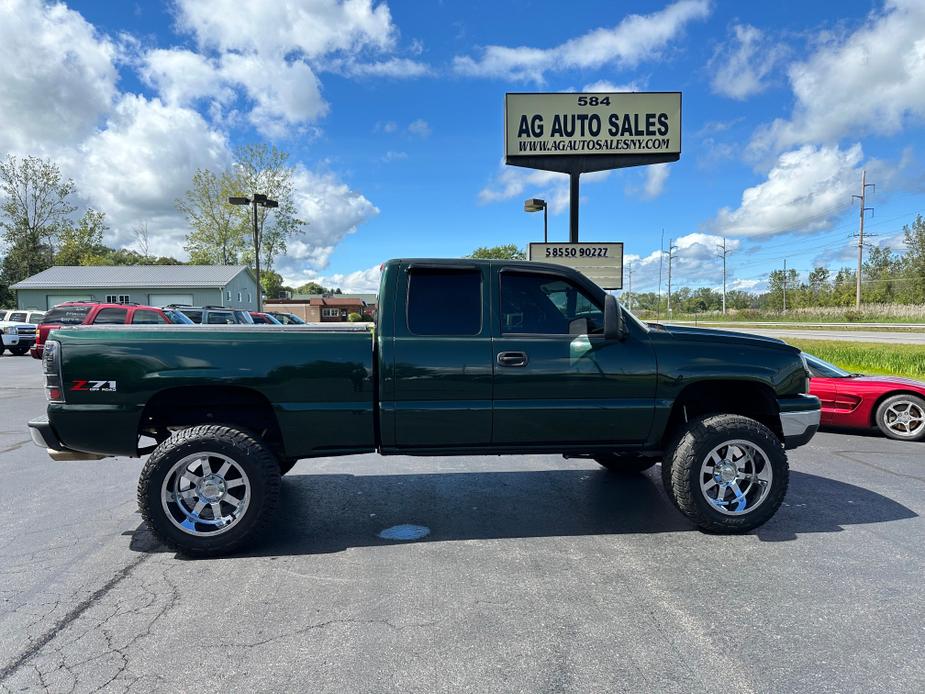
<box><xmin>206</xmin><ymin>311</ymin><xmax>236</xmax><ymax>325</ymax></box>
<box><xmin>407</xmin><ymin>268</ymin><xmax>482</xmax><ymax>336</ymax></box>
<box><xmin>42</xmin><ymin>306</ymin><xmax>92</xmax><ymax>325</ymax></box>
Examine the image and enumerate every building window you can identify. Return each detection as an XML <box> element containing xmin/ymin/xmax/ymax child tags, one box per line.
<box><xmin>105</xmin><ymin>294</ymin><xmax>130</xmax><ymax>304</ymax></box>
<box><xmin>226</xmin><ymin>291</ymin><xmax>231</xmax><ymax>301</ymax></box>
<box><xmin>322</xmin><ymin>307</ymin><xmax>341</xmax><ymax>318</ymax></box>
<box><xmin>237</xmin><ymin>292</ymin><xmax>242</xmax><ymax>302</ymax></box>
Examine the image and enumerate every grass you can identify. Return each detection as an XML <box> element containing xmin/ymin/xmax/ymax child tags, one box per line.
<box><xmin>635</xmin><ymin>304</ymin><xmax>925</xmax><ymax>324</ymax></box>
<box><xmin>786</xmin><ymin>339</ymin><xmax>925</xmax><ymax>380</ymax></box>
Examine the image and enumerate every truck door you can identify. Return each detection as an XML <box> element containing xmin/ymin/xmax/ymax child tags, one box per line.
<box><xmin>390</xmin><ymin>264</ymin><xmax>493</xmax><ymax>448</ymax></box>
<box><xmin>491</xmin><ymin>269</ymin><xmax>656</xmax><ymax>446</ymax></box>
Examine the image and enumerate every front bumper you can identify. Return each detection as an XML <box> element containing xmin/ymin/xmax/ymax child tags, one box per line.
<box><xmin>1</xmin><ymin>334</ymin><xmax>19</xmax><ymax>347</ymax></box>
<box><xmin>28</xmin><ymin>416</ymin><xmax>106</xmax><ymax>461</ymax></box>
<box><xmin>779</xmin><ymin>395</ymin><xmax>821</xmax><ymax>449</ymax></box>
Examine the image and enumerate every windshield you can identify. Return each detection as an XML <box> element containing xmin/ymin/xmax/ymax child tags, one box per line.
<box><xmin>619</xmin><ymin>301</ymin><xmax>649</xmax><ymax>333</ymax></box>
<box><xmin>41</xmin><ymin>305</ymin><xmax>92</xmax><ymax>325</ymax></box>
<box><xmin>803</xmin><ymin>352</ymin><xmax>852</xmax><ymax>378</ymax></box>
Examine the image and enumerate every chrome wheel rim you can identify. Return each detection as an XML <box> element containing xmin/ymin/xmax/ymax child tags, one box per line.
<box><xmin>883</xmin><ymin>400</ymin><xmax>925</xmax><ymax>438</ymax></box>
<box><xmin>161</xmin><ymin>452</ymin><xmax>250</xmax><ymax>536</ymax></box>
<box><xmin>699</xmin><ymin>440</ymin><xmax>773</xmax><ymax>516</ymax></box>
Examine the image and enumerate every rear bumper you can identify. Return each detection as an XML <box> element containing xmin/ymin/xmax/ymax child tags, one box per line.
<box><xmin>28</xmin><ymin>416</ymin><xmax>106</xmax><ymax>461</ymax></box>
<box><xmin>30</xmin><ymin>343</ymin><xmax>44</xmax><ymax>359</ymax></box>
<box><xmin>778</xmin><ymin>395</ymin><xmax>821</xmax><ymax>449</ymax></box>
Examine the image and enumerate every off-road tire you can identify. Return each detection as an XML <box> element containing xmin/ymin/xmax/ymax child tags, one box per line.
<box><xmin>138</xmin><ymin>424</ymin><xmax>280</xmax><ymax>557</ymax></box>
<box><xmin>665</xmin><ymin>414</ymin><xmax>789</xmax><ymax>533</ymax></box>
<box><xmin>594</xmin><ymin>454</ymin><xmax>657</xmax><ymax>474</ymax></box>
<box><xmin>875</xmin><ymin>393</ymin><xmax>925</xmax><ymax>442</ymax></box>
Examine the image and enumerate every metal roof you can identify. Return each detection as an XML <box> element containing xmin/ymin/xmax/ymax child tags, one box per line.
<box><xmin>11</xmin><ymin>265</ymin><xmax>254</xmax><ymax>290</ymax></box>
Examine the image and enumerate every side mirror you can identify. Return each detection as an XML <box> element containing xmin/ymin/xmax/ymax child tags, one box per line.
<box><xmin>603</xmin><ymin>294</ymin><xmax>624</xmax><ymax>340</ymax></box>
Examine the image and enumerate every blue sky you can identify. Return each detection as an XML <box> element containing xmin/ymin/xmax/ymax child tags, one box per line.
<box><xmin>2</xmin><ymin>0</ymin><xmax>924</xmax><ymax>293</ymax></box>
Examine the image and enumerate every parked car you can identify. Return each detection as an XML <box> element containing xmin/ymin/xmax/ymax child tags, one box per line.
<box><xmin>267</xmin><ymin>311</ymin><xmax>305</xmax><ymax>325</ymax></box>
<box><xmin>166</xmin><ymin>305</ymin><xmax>254</xmax><ymax>325</ymax></box>
<box><xmin>249</xmin><ymin>311</ymin><xmax>282</xmax><ymax>324</ymax></box>
<box><xmin>804</xmin><ymin>352</ymin><xmax>925</xmax><ymax>442</ymax></box>
<box><xmin>0</xmin><ymin>309</ymin><xmax>42</xmax><ymax>356</ymax></box>
<box><xmin>29</xmin><ymin>258</ymin><xmax>819</xmax><ymax>556</ymax></box>
<box><xmin>2</xmin><ymin>309</ymin><xmax>46</xmax><ymax>323</ymax></box>
<box><xmin>163</xmin><ymin>309</ymin><xmax>195</xmax><ymax>324</ymax></box>
<box><xmin>31</xmin><ymin>302</ymin><xmax>175</xmax><ymax>359</ymax></box>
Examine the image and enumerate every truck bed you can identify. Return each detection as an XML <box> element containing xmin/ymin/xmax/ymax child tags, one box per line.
<box><xmin>47</xmin><ymin>324</ymin><xmax>376</xmax><ymax>458</ymax></box>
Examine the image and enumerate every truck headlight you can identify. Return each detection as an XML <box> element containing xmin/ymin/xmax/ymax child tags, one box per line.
<box><xmin>3</xmin><ymin>326</ymin><xmax>16</xmax><ymax>335</ymax></box>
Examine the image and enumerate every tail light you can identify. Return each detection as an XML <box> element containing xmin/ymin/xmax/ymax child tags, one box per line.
<box><xmin>43</xmin><ymin>340</ymin><xmax>65</xmax><ymax>403</ymax></box>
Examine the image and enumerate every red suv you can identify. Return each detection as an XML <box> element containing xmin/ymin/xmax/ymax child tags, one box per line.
<box><xmin>31</xmin><ymin>302</ymin><xmax>174</xmax><ymax>359</ymax></box>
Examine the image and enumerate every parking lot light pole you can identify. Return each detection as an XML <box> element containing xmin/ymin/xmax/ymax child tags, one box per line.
<box><xmin>524</xmin><ymin>198</ymin><xmax>548</xmax><ymax>242</ymax></box>
<box><xmin>229</xmin><ymin>194</ymin><xmax>278</xmax><ymax>311</ymax></box>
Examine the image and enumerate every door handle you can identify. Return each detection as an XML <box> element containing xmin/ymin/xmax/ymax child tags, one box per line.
<box><xmin>497</xmin><ymin>351</ymin><xmax>528</xmax><ymax>367</ymax></box>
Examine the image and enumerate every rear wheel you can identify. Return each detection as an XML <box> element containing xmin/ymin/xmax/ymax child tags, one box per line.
<box><xmin>663</xmin><ymin>414</ymin><xmax>788</xmax><ymax>533</ymax></box>
<box><xmin>138</xmin><ymin>424</ymin><xmax>280</xmax><ymax>557</ymax></box>
<box><xmin>594</xmin><ymin>454</ymin><xmax>657</xmax><ymax>474</ymax></box>
<box><xmin>875</xmin><ymin>394</ymin><xmax>925</xmax><ymax>441</ymax></box>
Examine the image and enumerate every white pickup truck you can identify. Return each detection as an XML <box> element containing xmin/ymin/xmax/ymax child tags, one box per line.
<box><xmin>0</xmin><ymin>309</ymin><xmax>44</xmax><ymax>356</ymax></box>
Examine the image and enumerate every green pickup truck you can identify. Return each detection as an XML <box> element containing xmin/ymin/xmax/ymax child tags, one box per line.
<box><xmin>29</xmin><ymin>258</ymin><xmax>820</xmax><ymax>555</ymax></box>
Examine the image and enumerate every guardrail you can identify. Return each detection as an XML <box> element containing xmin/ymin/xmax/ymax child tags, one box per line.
<box><xmin>663</xmin><ymin>321</ymin><xmax>925</xmax><ymax>329</ymax></box>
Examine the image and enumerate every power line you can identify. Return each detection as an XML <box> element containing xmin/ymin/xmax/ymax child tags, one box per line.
<box><xmin>667</xmin><ymin>239</ymin><xmax>679</xmax><ymax>317</ymax></box>
<box><xmin>716</xmin><ymin>236</ymin><xmax>732</xmax><ymax>315</ymax></box>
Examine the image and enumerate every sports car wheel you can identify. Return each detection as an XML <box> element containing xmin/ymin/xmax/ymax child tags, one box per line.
<box><xmin>875</xmin><ymin>394</ymin><xmax>925</xmax><ymax>441</ymax></box>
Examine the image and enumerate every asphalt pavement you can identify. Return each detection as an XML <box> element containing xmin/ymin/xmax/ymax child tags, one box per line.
<box><xmin>1</xmin><ymin>355</ymin><xmax>923</xmax><ymax>693</ymax></box>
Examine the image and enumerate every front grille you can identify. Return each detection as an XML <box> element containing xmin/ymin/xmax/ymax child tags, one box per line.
<box><xmin>16</xmin><ymin>327</ymin><xmax>36</xmax><ymax>336</ymax></box>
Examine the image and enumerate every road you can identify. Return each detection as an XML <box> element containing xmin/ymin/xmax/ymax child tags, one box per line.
<box><xmin>1</xmin><ymin>355</ymin><xmax>923</xmax><ymax>693</ymax></box>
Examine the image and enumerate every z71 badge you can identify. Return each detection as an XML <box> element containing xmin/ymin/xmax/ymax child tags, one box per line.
<box><xmin>70</xmin><ymin>380</ymin><xmax>117</xmax><ymax>392</ymax></box>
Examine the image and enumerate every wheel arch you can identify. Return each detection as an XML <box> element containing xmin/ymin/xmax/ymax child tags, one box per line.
<box><xmin>869</xmin><ymin>389</ymin><xmax>925</xmax><ymax>427</ymax></box>
<box><xmin>139</xmin><ymin>385</ymin><xmax>284</xmax><ymax>456</ymax></box>
<box><xmin>662</xmin><ymin>379</ymin><xmax>782</xmax><ymax>447</ymax></box>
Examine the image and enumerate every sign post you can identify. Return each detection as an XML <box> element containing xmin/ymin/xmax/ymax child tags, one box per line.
<box><xmin>505</xmin><ymin>92</ymin><xmax>681</xmax><ymax>242</ymax></box>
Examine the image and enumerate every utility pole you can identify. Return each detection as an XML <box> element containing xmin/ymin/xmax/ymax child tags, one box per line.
<box><xmin>627</xmin><ymin>262</ymin><xmax>634</xmax><ymax>311</ymax></box>
<box><xmin>667</xmin><ymin>239</ymin><xmax>679</xmax><ymax>317</ymax></box>
<box><xmin>852</xmin><ymin>170</ymin><xmax>875</xmax><ymax>309</ymax></box>
<box><xmin>656</xmin><ymin>229</ymin><xmax>664</xmax><ymax>322</ymax></box>
<box><xmin>716</xmin><ymin>236</ymin><xmax>731</xmax><ymax>315</ymax></box>
<box><xmin>783</xmin><ymin>258</ymin><xmax>787</xmax><ymax>312</ymax></box>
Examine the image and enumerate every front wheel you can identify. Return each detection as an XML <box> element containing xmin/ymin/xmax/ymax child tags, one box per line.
<box><xmin>662</xmin><ymin>414</ymin><xmax>788</xmax><ymax>533</ymax></box>
<box><xmin>594</xmin><ymin>454</ymin><xmax>657</xmax><ymax>474</ymax></box>
<box><xmin>138</xmin><ymin>425</ymin><xmax>281</xmax><ymax>557</ymax></box>
<box><xmin>9</xmin><ymin>344</ymin><xmax>30</xmax><ymax>356</ymax></box>
<box><xmin>875</xmin><ymin>394</ymin><xmax>925</xmax><ymax>441</ymax></box>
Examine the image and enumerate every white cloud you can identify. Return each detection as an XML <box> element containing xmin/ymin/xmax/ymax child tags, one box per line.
<box><xmin>478</xmin><ymin>165</ymin><xmax>610</xmax><ymax>214</ymax></box>
<box><xmin>709</xmin><ymin>24</ymin><xmax>787</xmax><ymax>100</ymax></box>
<box><xmin>624</xmin><ymin>232</ymin><xmax>742</xmax><ymax>290</ymax></box>
<box><xmin>407</xmin><ymin>119</ymin><xmax>431</xmax><ymax>138</ymax></box>
<box><xmin>641</xmin><ymin>163</ymin><xmax>670</xmax><ymax>199</ymax></box>
<box><xmin>582</xmin><ymin>80</ymin><xmax>645</xmax><ymax>92</ymax></box>
<box><xmin>729</xmin><ymin>278</ymin><xmax>760</xmax><ymax>291</ymax></box>
<box><xmin>140</xmin><ymin>48</ymin><xmax>229</xmax><ymax>107</ymax></box>
<box><xmin>275</xmin><ymin>166</ymin><xmax>379</xmax><ymax>277</ymax></box>
<box><xmin>0</xmin><ymin>0</ymin><xmax>117</xmax><ymax>153</ymax></box>
<box><xmin>71</xmin><ymin>94</ymin><xmax>232</xmax><ymax>254</ymax></box>
<box><xmin>714</xmin><ymin>144</ymin><xmax>863</xmax><ymax>237</ymax></box>
<box><xmin>174</xmin><ymin>0</ymin><xmax>395</xmax><ymax>57</ymax></box>
<box><xmin>750</xmin><ymin>0</ymin><xmax>925</xmax><ymax>155</ymax></box>
<box><xmin>381</xmin><ymin>150</ymin><xmax>408</xmax><ymax>163</ymax></box>
<box><xmin>453</xmin><ymin>0</ymin><xmax>710</xmax><ymax>83</ymax></box>
<box><xmin>328</xmin><ymin>57</ymin><xmax>431</xmax><ymax>78</ymax></box>
<box><xmin>283</xmin><ymin>264</ymin><xmax>383</xmax><ymax>293</ymax></box>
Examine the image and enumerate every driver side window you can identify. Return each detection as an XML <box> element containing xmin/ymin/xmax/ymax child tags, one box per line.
<box><xmin>500</xmin><ymin>272</ymin><xmax>603</xmax><ymax>335</ymax></box>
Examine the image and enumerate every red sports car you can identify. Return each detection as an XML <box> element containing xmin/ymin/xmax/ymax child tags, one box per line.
<box><xmin>804</xmin><ymin>352</ymin><xmax>925</xmax><ymax>442</ymax></box>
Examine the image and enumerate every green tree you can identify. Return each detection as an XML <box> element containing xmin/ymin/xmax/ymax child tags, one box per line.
<box><xmin>177</xmin><ymin>168</ymin><xmax>247</xmax><ymax>265</ymax></box>
<box><xmin>261</xmin><ymin>269</ymin><xmax>292</xmax><ymax>299</ymax></box>
<box><xmin>347</xmin><ymin>312</ymin><xmax>363</xmax><ymax>322</ymax></box>
<box><xmin>467</xmin><ymin>244</ymin><xmax>526</xmax><ymax>260</ymax></box>
<box><xmin>296</xmin><ymin>281</ymin><xmax>340</xmax><ymax>295</ymax></box>
<box><xmin>0</xmin><ymin>155</ymin><xmax>76</xmax><ymax>280</ymax></box>
<box><xmin>230</xmin><ymin>144</ymin><xmax>305</xmax><ymax>272</ymax></box>
<box><xmin>56</xmin><ymin>209</ymin><xmax>108</xmax><ymax>265</ymax></box>
<box><xmin>901</xmin><ymin>214</ymin><xmax>925</xmax><ymax>302</ymax></box>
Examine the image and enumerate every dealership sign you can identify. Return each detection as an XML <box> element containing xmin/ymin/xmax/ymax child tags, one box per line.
<box><xmin>529</xmin><ymin>242</ymin><xmax>624</xmax><ymax>290</ymax></box>
<box><xmin>506</xmin><ymin>92</ymin><xmax>681</xmax><ymax>162</ymax></box>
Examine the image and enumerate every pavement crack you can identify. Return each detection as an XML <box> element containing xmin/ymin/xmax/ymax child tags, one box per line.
<box><xmin>0</xmin><ymin>439</ymin><xmax>30</xmax><ymax>455</ymax></box>
<box><xmin>0</xmin><ymin>553</ymin><xmax>151</xmax><ymax>683</ymax></box>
